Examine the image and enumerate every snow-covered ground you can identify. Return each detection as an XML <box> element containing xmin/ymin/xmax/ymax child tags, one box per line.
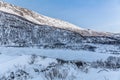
<box><xmin>0</xmin><ymin>47</ymin><xmax>119</xmax><ymax>62</ymax></box>
<box><xmin>0</xmin><ymin>47</ymin><xmax>120</xmax><ymax>80</ymax></box>
<box><xmin>0</xmin><ymin>1</ymin><xmax>120</xmax><ymax>80</ymax></box>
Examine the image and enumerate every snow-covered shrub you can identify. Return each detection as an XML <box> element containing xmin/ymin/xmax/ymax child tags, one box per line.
<box><xmin>81</xmin><ymin>45</ymin><xmax>97</xmax><ymax>52</ymax></box>
<box><xmin>105</xmin><ymin>56</ymin><xmax>120</xmax><ymax>69</ymax></box>
<box><xmin>91</xmin><ymin>56</ymin><xmax>120</xmax><ymax>69</ymax></box>
<box><xmin>0</xmin><ymin>66</ymin><xmax>31</xmax><ymax>80</ymax></box>
<box><xmin>28</xmin><ymin>54</ymin><xmax>37</xmax><ymax>65</ymax></box>
<box><xmin>43</xmin><ymin>64</ymin><xmax>77</xmax><ymax>80</ymax></box>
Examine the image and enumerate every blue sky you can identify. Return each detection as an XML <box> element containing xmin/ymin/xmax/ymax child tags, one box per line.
<box><xmin>4</xmin><ymin>0</ymin><xmax>120</xmax><ymax>33</ymax></box>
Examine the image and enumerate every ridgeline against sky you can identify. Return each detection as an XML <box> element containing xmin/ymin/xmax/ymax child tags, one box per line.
<box><xmin>4</xmin><ymin>0</ymin><xmax>120</xmax><ymax>33</ymax></box>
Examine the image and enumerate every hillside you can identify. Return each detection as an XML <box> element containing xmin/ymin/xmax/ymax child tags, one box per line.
<box><xmin>0</xmin><ymin>1</ymin><xmax>120</xmax><ymax>80</ymax></box>
<box><xmin>0</xmin><ymin>1</ymin><xmax>111</xmax><ymax>36</ymax></box>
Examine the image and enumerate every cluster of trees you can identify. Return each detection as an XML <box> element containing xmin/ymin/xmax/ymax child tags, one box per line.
<box><xmin>0</xmin><ymin>11</ymin><xmax>84</xmax><ymax>49</ymax></box>
<box><xmin>85</xmin><ymin>36</ymin><xmax>120</xmax><ymax>45</ymax></box>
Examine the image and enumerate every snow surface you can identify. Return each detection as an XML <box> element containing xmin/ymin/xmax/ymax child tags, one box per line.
<box><xmin>0</xmin><ymin>1</ymin><xmax>120</xmax><ymax>80</ymax></box>
<box><xmin>0</xmin><ymin>47</ymin><xmax>119</xmax><ymax>62</ymax></box>
<box><xmin>0</xmin><ymin>47</ymin><xmax>120</xmax><ymax>80</ymax></box>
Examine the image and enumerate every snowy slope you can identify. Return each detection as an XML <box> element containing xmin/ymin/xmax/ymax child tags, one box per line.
<box><xmin>0</xmin><ymin>1</ymin><xmax>83</xmax><ymax>32</ymax></box>
<box><xmin>0</xmin><ymin>1</ymin><xmax>111</xmax><ymax>36</ymax></box>
<box><xmin>0</xmin><ymin>1</ymin><xmax>120</xmax><ymax>80</ymax></box>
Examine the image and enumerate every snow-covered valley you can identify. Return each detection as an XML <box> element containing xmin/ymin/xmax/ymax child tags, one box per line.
<box><xmin>0</xmin><ymin>1</ymin><xmax>120</xmax><ymax>80</ymax></box>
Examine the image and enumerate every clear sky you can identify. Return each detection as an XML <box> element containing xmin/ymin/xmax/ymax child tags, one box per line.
<box><xmin>3</xmin><ymin>0</ymin><xmax>120</xmax><ymax>33</ymax></box>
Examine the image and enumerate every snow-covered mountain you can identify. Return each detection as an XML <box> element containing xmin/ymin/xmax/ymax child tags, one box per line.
<box><xmin>0</xmin><ymin>1</ymin><xmax>120</xmax><ymax>80</ymax></box>
<box><xmin>0</xmin><ymin>1</ymin><xmax>119</xmax><ymax>49</ymax></box>
<box><xmin>0</xmin><ymin>1</ymin><xmax>111</xmax><ymax>36</ymax></box>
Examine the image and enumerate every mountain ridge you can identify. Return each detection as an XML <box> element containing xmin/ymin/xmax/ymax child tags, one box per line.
<box><xmin>0</xmin><ymin>1</ymin><xmax>119</xmax><ymax>50</ymax></box>
<box><xmin>0</xmin><ymin>1</ymin><xmax>112</xmax><ymax>36</ymax></box>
